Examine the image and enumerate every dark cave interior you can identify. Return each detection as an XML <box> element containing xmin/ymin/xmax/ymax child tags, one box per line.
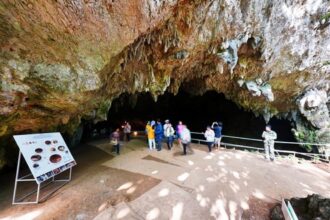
<box><xmin>84</xmin><ymin>90</ymin><xmax>303</xmax><ymax>151</ymax></box>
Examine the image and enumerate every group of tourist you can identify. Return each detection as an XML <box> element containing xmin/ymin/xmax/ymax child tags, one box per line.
<box><xmin>144</xmin><ymin>119</ymin><xmax>225</xmax><ymax>155</ymax></box>
<box><xmin>204</xmin><ymin>122</ymin><xmax>223</xmax><ymax>152</ymax></box>
<box><xmin>145</xmin><ymin>120</ymin><xmax>192</xmax><ymax>155</ymax></box>
<box><xmin>110</xmin><ymin>119</ymin><xmax>278</xmax><ymax>162</ymax></box>
<box><xmin>110</xmin><ymin>119</ymin><xmax>224</xmax><ymax>155</ymax></box>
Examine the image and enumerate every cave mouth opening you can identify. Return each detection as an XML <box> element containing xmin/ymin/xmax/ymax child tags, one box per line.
<box><xmin>84</xmin><ymin>90</ymin><xmax>302</xmax><ymax>151</ymax></box>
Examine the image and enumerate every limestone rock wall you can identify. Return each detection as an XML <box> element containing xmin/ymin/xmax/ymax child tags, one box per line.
<box><xmin>0</xmin><ymin>0</ymin><xmax>330</xmax><ymax>167</ymax></box>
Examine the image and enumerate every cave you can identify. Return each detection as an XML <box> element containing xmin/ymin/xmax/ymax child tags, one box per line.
<box><xmin>83</xmin><ymin>89</ymin><xmax>301</xmax><ymax>151</ymax></box>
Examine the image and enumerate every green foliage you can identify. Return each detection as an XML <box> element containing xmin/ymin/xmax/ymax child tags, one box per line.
<box><xmin>292</xmin><ymin>129</ymin><xmax>318</xmax><ymax>152</ymax></box>
<box><xmin>323</xmin><ymin>61</ymin><xmax>330</xmax><ymax>66</ymax></box>
<box><xmin>320</xmin><ymin>12</ymin><xmax>330</xmax><ymax>21</ymax></box>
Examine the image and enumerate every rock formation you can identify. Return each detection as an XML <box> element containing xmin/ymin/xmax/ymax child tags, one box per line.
<box><xmin>0</xmin><ymin>0</ymin><xmax>329</xmax><ymax>168</ymax></box>
<box><xmin>271</xmin><ymin>194</ymin><xmax>330</xmax><ymax>220</ymax></box>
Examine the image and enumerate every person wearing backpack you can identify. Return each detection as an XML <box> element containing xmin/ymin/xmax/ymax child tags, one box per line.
<box><xmin>164</xmin><ymin>123</ymin><xmax>175</xmax><ymax>150</ymax></box>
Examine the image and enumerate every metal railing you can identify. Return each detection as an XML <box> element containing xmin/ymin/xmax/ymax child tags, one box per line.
<box><xmin>189</xmin><ymin>132</ymin><xmax>329</xmax><ymax>163</ymax></box>
<box><xmin>191</xmin><ymin>132</ymin><xmax>330</xmax><ymax>146</ymax></box>
<box><xmin>132</xmin><ymin>130</ymin><xmax>329</xmax><ymax>162</ymax></box>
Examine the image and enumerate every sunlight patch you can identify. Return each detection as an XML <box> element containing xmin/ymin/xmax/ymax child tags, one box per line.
<box><xmin>146</xmin><ymin>208</ymin><xmax>160</xmax><ymax>220</ymax></box>
<box><xmin>232</xmin><ymin>171</ymin><xmax>240</xmax><ymax>179</ymax></box>
<box><xmin>229</xmin><ymin>201</ymin><xmax>238</xmax><ymax>220</ymax></box>
<box><xmin>252</xmin><ymin>190</ymin><xmax>265</xmax><ymax>199</ymax></box>
<box><xmin>217</xmin><ymin>161</ymin><xmax>225</xmax><ymax>166</ymax></box>
<box><xmin>240</xmin><ymin>201</ymin><xmax>249</xmax><ymax>210</ymax></box>
<box><xmin>117</xmin><ymin>182</ymin><xmax>133</xmax><ymax>191</ymax></box>
<box><xmin>126</xmin><ymin>186</ymin><xmax>137</xmax><ymax>194</ymax></box>
<box><xmin>151</xmin><ymin>170</ymin><xmax>159</xmax><ymax>175</ymax></box>
<box><xmin>117</xmin><ymin>207</ymin><xmax>130</xmax><ymax>219</ymax></box>
<box><xmin>158</xmin><ymin>188</ymin><xmax>169</xmax><ymax>197</ymax></box>
<box><xmin>177</xmin><ymin>172</ymin><xmax>190</xmax><ymax>182</ymax></box>
<box><xmin>170</xmin><ymin>202</ymin><xmax>184</xmax><ymax>220</ymax></box>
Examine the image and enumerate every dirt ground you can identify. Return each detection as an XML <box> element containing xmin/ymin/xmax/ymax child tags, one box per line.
<box><xmin>0</xmin><ymin>142</ymin><xmax>160</xmax><ymax>220</ymax></box>
<box><xmin>0</xmin><ymin>138</ymin><xmax>329</xmax><ymax>220</ymax></box>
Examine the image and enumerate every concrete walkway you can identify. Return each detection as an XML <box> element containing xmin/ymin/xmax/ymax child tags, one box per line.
<box><xmin>91</xmin><ymin>139</ymin><xmax>330</xmax><ymax>219</ymax></box>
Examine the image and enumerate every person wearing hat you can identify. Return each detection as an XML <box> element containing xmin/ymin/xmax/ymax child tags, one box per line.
<box><xmin>262</xmin><ymin>125</ymin><xmax>277</xmax><ymax>161</ymax></box>
<box><xmin>164</xmin><ymin>123</ymin><xmax>175</xmax><ymax>150</ymax></box>
<box><xmin>163</xmin><ymin>119</ymin><xmax>170</xmax><ymax>130</ymax></box>
<box><xmin>204</xmin><ymin>126</ymin><xmax>215</xmax><ymax>152</ymax></box>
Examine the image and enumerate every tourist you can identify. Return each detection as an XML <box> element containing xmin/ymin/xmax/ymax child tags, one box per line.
<box><xmin>262</xmin><ymin>125</ymin><xmax>277</xmax><ymax>161</ymax></box>
<box><xmin>123</xmin><ymin>122</ymin><xmax>131</xmax><ymax>141</ymax></box>
<box><xmin>155</xmin><ymin>119</ymin><xmax>163</xmax><ymax>151</ymax></box>
<box><xmin>163</xmin><ymin>119</ymin><xmax>170</xmax><ymax>131</ymax></box>
<box><xmin>145</xmin><ymin>121</ymin><xmax>149</xmax><ymax>134</ymax></box>
<box><xmin>145</xmin><ymin>121</ymin><xmax>150</xmax><ymax>146</ymax></box>
<box><xmin>212</xmin><ymin>121</ymin><xmax>223</xmax><ymax>150</ymax></box>
<box><xmin>111</xmin><ymin>128</ymin><xmax>121</xmax><ymax>155</ymax></box>
<box><xmin>164</xmin><ymin>123</ymin><xmax>175</xmax><ymax>150</ymax></box>
<box><xmin>181</xmin><ymin>125</ymin><xmax>191</xmax><ymax>155</ymax></box>
<box><xmin>176</xmin><ymin>121</ymin><xmax>184</xmax><ymax>147</ymax></box>
<box><xmin>146</xmin><ymin>121</ymin><xmax>156</xmax><ymax>150</ymax></box>
<box><xmin>204</xmin><ymin>126</ymin><xmax>215</xmax><ymax>152</ymax></box>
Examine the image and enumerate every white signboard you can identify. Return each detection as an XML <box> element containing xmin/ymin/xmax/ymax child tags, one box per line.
<box><xmin>13</xmin><ymin>132</ymin><xmax>76</xmax><ymax>183</ymax></box>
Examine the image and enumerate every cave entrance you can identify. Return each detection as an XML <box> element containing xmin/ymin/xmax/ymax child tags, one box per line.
<box><xmin>101</xmin><ymin>90</ymin><xmax>300</xmax><ymax>151</ymax></box>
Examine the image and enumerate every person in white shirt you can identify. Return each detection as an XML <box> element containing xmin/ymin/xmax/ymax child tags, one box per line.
<box><xmin>181</xmin><ymin>125</ymin><xmax>191</xmax><ymax>155</ymax></box>
<box><xmin>204</xmin><ymin>126</ymin><xmax>215</xmax><ymax>152</ymax></box>
<box><xmin>164</xmin><ymin>122</ymin><xmax>175</xmax><ymax>150</ymax></box>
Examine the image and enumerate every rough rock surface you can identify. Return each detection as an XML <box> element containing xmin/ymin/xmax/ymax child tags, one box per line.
<box><xmin>271</xmin><ymin>194</ymin><xmax>330</xmax><ymax>220</ymax></box>
<box><xmin>0</xmin><ymin>0</ymin><xmax>330</xmax><ymax>167</ymax></box>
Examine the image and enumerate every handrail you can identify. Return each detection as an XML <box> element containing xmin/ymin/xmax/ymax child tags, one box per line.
<box><xmin>190</xmin><ymin>132</ymin><xmax>330</xmax><ymax>146</ymax></box>
<box><xmin>133</xmin><ymin>130</ymin><xmax>329</xmax><ymax>162</ymax></box>
<box><xmin>190</xmin><ymin>138</ymin><xmax>329</xmax><ymax>163</ymax></box>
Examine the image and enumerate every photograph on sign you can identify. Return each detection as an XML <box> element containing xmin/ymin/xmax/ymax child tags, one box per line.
<box><xmin>13</xmin><ymin>132</ymin><xmax>77</xmax><ymax>183</ymax></box>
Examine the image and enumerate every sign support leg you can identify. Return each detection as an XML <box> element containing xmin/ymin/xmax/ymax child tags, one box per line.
<box><xmin>12</xmin><ymin>151</ymin><xmax>22</xmax><ymax>204</ymax></box>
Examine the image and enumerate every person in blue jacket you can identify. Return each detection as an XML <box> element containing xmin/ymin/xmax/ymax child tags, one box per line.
<box><xmin>155</xmin><ymin>119</ymin><xmax>163</xmax><ymax>151</ymax></box>
<box><xmin>212</xmin><ymin>121</ymin><xmax>223</xmax><ymax>150</ymax></box>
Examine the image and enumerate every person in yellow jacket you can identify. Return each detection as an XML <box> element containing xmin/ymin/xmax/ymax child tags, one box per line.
<box><xmin>146</xmin><ymin>122</ymin><xmax>156</xmax><ymax>150</ymax></box>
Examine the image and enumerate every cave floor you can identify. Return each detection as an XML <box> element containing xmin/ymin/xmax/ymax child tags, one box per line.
<box><xmin>0</xmin><ymin>138</ymin><xmax>329</xmax><ymax>220</ymax></box>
